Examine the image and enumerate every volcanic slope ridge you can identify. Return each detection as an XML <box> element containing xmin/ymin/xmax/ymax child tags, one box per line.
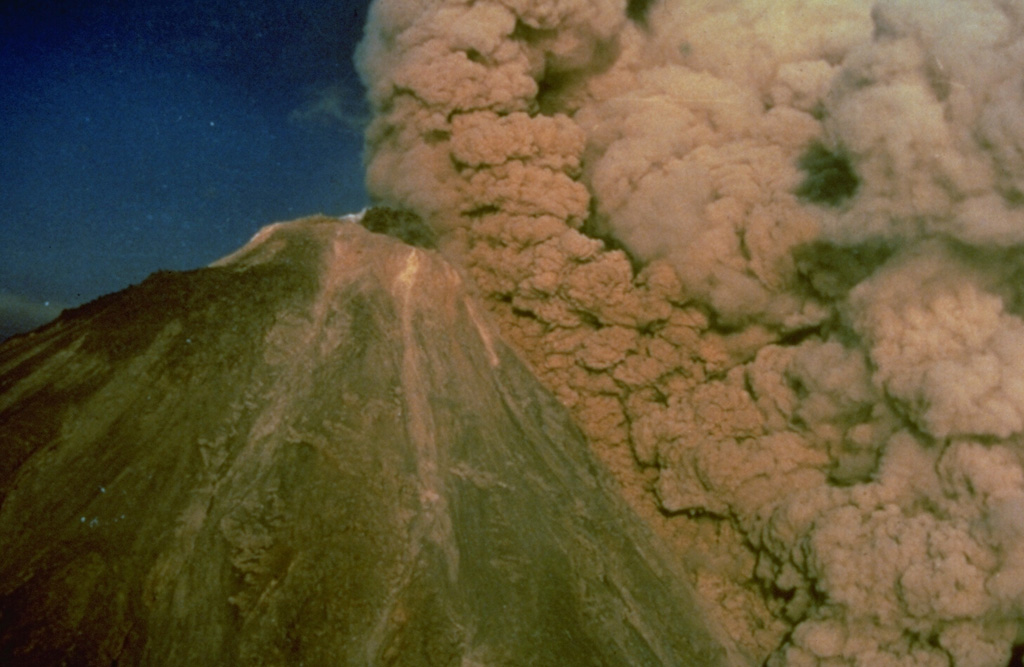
<box><xmin>0</xmin><ymin>212</ymin><xmax>736</xmax><ymax>666</ymax></box>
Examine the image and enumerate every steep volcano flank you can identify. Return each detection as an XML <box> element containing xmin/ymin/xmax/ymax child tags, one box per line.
<box><xmin>0</xmin><ymin>237</ymin><xmax>318</xmax><ymax>493</ymax></box>
<box><xmin>0</xmin><ymin>215</ymin><xmax>732</xmax><ymax>666</ymax></box>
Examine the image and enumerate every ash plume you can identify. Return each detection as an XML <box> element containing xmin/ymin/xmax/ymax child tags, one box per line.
<box><xmin>357</xmin><ymin>0</ymin><xmax>1024</xmax><ymax>664</ymax></box>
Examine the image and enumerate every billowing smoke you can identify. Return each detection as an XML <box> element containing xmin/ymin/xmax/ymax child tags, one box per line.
<box><xmin>357</xmin><ymin>0</ymin><xmax>1024</xmax><ymax>664</ymax></box>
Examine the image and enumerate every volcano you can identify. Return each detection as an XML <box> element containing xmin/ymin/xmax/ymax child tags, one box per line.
<box><xmin>0</xmin><ymin>213</ymin><xmax>732</xmax><ymax>665</ymax></box>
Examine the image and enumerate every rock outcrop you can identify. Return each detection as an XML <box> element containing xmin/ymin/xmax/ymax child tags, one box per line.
<box><xmin>0</xmin><ymin>214</ymin><xmax>732</xmax><ymax>666</ymax></box>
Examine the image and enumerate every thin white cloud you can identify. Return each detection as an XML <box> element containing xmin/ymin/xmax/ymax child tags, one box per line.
<box><xmin>0</xmin><ymin>293</ymin><xmax>64</xmax><ymax>340</ymax></box>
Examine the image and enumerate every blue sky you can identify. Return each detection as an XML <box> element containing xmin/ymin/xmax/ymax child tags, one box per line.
<box><xmin>0</xmin><ymin>0</ymin><xmax>374</xmax><ymax>338</ymax></box>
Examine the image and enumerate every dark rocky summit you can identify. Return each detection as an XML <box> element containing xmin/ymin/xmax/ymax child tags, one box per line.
<box><xmin>0</xmin><ymin>214</ymin><xmax>733</xmax><ymax>665</ymax></box>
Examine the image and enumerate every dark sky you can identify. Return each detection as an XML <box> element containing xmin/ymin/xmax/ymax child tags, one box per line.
<box><xmin>0</xmin><ymin>0</ymin><xmax>374</xmax><ymax>338</ymax></box>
